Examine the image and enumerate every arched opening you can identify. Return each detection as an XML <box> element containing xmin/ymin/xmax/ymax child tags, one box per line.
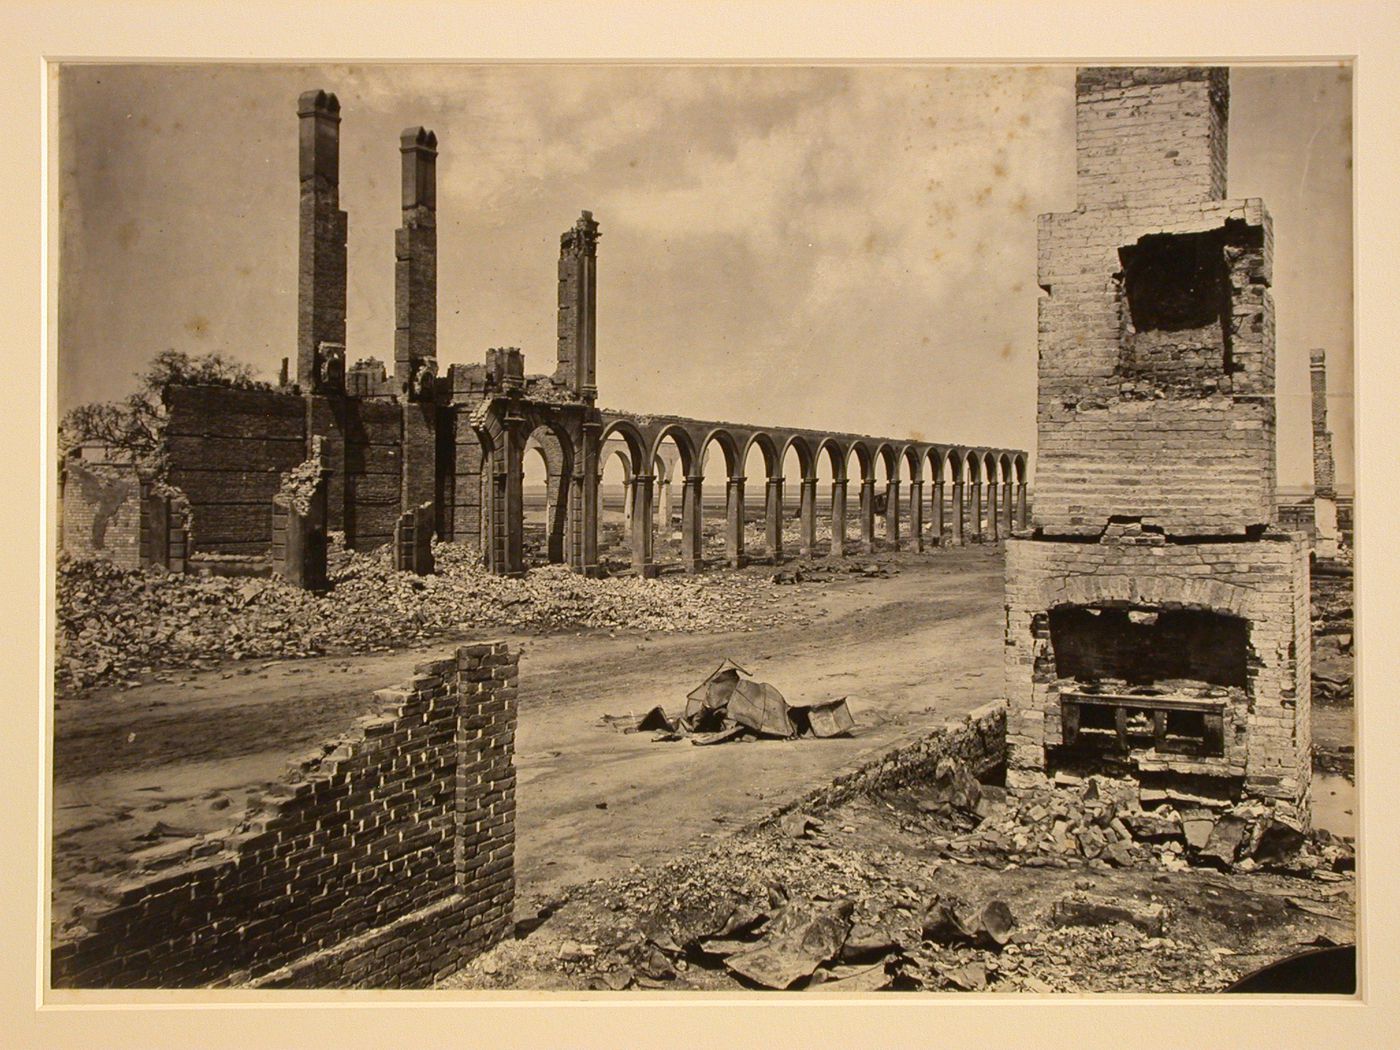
<box><xmin>999</xmin><ymin>453</ymin><xmax>1015</xmax><ymax>534</ymax></box>
<box><xmin>597</xmin><ymin>420</ymin><xmax>650</xmax><ymax>573</ymax></box>
<box><xmin>965</xmin><ymin>452</ymin><xmax>983</xmax><ymax>541</ymax></box>
<box><xmin>521</xmin><ymin>439</ymin><xmax>552</xmax><ymax>567</ymax></box>
<box><xmin>983</xmin><ymin>452</ymin><xmax>1000</xmax><ymax>540</ymax></box>
<box><xmin>699</xmin><ymin>430</ymin><xmax>741</xmax><ymax>567</ymax></box>
<box><xmin>518</xmin><ymin>425</ymin><xmax>573</xmax><ymax>569</ymax></box>
<box><xmin>598</xmin><ymin>444</ymin><xmax>633</xmax><ymax>569</ymax></box>
<box><xmin>901</xmin><ymin>446</ymin><xmax>923</xmax><ymax>551</ymax></box>
<box><xmin>872</xmin><ymin>445</ymin><xmax>895</xmax><ymax>550</ymax></box>
<box><xmin>848</xmin><ymin>444</ymin><xmax>875</xmax><ymax>554</ymax></box>
<box><xmin>743</xmin><ymin>437</ymin><xmax>778</xmax><ymax>563</ymax></box>
<box><xmin>648</xmin><ymin>432</ymin><xmax>689</xmax><ymax>570</ymax></box>
<box><xmin>927</xmin><ymin>449</ymin><xmax>948</xmax><ymax>546</ymax></box>
<box><xmin>780</xmin><ymin>438</ymin><xmax>813</xmax><ymax>557</ymax></box>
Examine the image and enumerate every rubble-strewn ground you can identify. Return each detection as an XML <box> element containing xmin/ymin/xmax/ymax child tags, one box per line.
<box><xmin>50</xmin><ymin>542</ymin><xmax>1355</xmax><ymax>992</ymax></box>
<box><xmin>55</xmin><ymin>539</ymin><xmax>809</xmax><ymax>695</ymax></box>
<box><xmin>440</xmin><ymin>774</ymin><xmax>1355</xmax><ymax>994</ymax></box>
<box><xmin>51</xmin><ymin>545</ymin><xmax>1005</xmax><ymax>930</ymax></box>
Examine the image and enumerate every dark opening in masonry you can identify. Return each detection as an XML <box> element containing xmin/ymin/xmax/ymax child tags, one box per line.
<box><xmin>1049</xmin><ymin>604</ymin><xmax>1249</xmax><ymax>689</ymax></box>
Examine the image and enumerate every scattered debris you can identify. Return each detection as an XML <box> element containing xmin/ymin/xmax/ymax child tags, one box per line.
<box><xmin>56</xmin><ymin>541</ymin><xmax>811</xmax><ymax>694</ymax></box>
<box><xmin>1050</xmin><ymin>893</ymin><xmax>1167</xmax><ymax>936</ymax></box>
<box><xmin>922</xmin><ymin>896</ymin><xmax>1015</xmax><ymax>951</ymax></box>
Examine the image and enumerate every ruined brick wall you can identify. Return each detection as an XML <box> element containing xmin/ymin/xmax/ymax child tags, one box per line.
<box><xmin>303</xmin><ymin>395</ymin><xmax>406</xmax><ymax>550</ymax></box>
<box><xmin>1004</xmin><ymin>535</ymin><xmax>1310</xmax><ymax>802</ymax></box>
<box><xmin>451</xmin><ymin>408</ymin><xmax>487</xmax><ymax>546</ymax></box>
<box><xmin>59</xmin><ymin>458</ymin><xmax>142</xmax><ymax>568</ymax></box>
<box><xmin>165</xmin><ymin>385</ymin><xmax>307</xmax><ymax>555</ymax></box>
<box><xmin>51</xmin><ymin>642</ymin><xmax>517</xmax><ymax>989</ymax></box>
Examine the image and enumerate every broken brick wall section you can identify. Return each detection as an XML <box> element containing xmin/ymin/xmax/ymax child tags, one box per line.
<box><xmin>50</xmin><ymin>642</ymin><xmax>517</xmax><ymax>990</ymax></box>
<box><xmin>59</xmin><ymin>457</ymin><xmax>143</xmax><ymax>568</ymax></box>
<box><xmin>761</xmin><ymin>701</ymin><xmax>1006</xmax><ymax>825</ymax></box>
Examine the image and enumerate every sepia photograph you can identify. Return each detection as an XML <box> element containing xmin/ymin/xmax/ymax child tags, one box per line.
<box><xmin>43</xmin><ymin>56</ymin><xmax>1362</xmax><ymax>1001</ymax></box>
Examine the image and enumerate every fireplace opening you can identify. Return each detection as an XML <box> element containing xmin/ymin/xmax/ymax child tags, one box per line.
<box><xmin>1048</xmin><ymin>605</ymin><xmax>1248</xmax><ymax>689</ymax></box>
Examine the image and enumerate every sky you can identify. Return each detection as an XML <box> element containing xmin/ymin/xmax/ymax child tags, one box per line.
<box><xmin>54</xmin><ymin>63</ymin><xmax>1353</xmax><ymax>490</ymax></box>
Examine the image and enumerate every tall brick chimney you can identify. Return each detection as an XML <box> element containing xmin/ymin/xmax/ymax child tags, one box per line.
<box><xmin>1005</xmin><ymin>68</ymin><xmax>1310</xmax><ymax>815</ymax></box>
<box><xmin>1310</xmin><ymin>349</ymin><xmax>1340</xmax><ymax>556</ymax></box>
<box><xmin>297</xmin><ymin>90</ymin><xmax>348</xmax><ymax>395</ymax></box>
<box><xmin>555</xmin><ymin>210</ymin><xmax>600</xmax><ymax>402</ymax></box>
<box><xmin>395</xmin><ymin>126</ymin><xmax>438</xmax><ymax>401</ymax></box>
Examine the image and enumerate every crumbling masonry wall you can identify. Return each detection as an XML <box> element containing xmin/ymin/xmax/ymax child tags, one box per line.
<box><xmin>51</xmin><ymin>642</ymin><xmax>517</xmax><ymax>989</ymax></box>
<box><xmin>59</xmin><ymin>458</ymin><xmax>142</xmax><ymax>568</ymax></box>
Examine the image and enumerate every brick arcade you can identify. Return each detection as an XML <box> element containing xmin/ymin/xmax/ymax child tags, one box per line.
<box><xmin>1003</xmin><ymin>68</ymin><xmax>1311</xmax><ymax>812</ymax></box>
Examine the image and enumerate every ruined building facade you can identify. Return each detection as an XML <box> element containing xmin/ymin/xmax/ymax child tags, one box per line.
<box><xmin>1004</xmin><ymin>68</ymin><xmax>1311</xmax><ymax>810</ymax></box>
<box><xmin>123</xmin><ymin>89</ymin><xmax>1026</xmax><ymax>580</ymax></box>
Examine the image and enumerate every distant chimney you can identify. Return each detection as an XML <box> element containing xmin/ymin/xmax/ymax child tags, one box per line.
<box><xmin>296</xmin><ymin>90</ymin><xmax>348</xmax><ymax>394</ymax></box>
<box><xmin>395</xmin><ymin>126</ymin><xmax>438</xmax><ymax>401</ymax></box>
<box><xmin>556</xmin><ymin>210</ymin><xmax>600</xmax><ymax>401</ymax></box>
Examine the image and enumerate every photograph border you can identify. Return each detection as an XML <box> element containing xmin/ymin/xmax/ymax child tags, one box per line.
<box><xmin>7</xmin><ymin>2</ymin><xmax>1398</xmax><ymax>1047</ymax></box>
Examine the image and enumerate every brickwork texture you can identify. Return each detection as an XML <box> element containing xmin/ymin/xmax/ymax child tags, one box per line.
<box><xmin>51</xmin><ymin>642</ymin><xmax>517</xmax><ymax>989</ymax></box>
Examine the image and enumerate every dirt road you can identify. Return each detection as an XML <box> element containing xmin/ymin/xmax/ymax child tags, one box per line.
<box><xmin>51</xmin><ymin>546</ymin><xmax>1009</xmax><ymax>920</ymax></box>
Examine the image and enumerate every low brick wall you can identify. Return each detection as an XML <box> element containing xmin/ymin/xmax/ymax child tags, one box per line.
<box><xmin>756</xmin><ymin>701</ymin><xmax>1007</xmax><ymax>826</ymax></box>
<box><xmin>51</xmin><ymin>642</ymin><xmax>517</xmax><ymax>989</ymax></box>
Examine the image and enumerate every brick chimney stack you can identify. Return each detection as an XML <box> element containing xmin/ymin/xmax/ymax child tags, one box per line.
<box><xmin>296</xmin><ymin>90</ymin><xmax>348</xmax><ymax>394</ymax></box>
<box><xmin>395</xmin><ymin>126</ymin><xmax>438</xmax><ymax>401</ymax></box>
<box><xmin>556</xmin><ymin>210</ymin><xmax>600</xmax><ymax>402</ymax></box>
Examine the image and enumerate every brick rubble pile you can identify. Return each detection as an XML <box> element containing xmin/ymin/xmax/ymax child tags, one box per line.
<box><xmin>56</xmin><ymin>541</ymin><xmax>803</xmax><ymax>693</ymax></box>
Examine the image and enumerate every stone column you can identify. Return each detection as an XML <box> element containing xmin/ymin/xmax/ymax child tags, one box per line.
<box><xmin>657</xmin><ymin>475</ymin><xmax>673</xmax><ymax>536</ymax></box>
<box><xmin>830</xmin><ymin>479</ymin><xmax>848</xmax><ymax>558</ymax></box>
<box><xmin>908</xmin><ymin>480</ymin><xmax>924</xmax><ymax>553</ymax></box>
<box><xmin>884</xmin><ymin>479</ymin><xmax>901</xmax><ymax>550</ymax></box>
<box><xmin>1003</xmin><ymin>479</ymin><xmax>1015</xmax><ymax>533</ymax></box>
<box><xmin>859</xmin><ymin>478</ymin><xmax>876</xmax><ymax>554</ymax></box>
<box><xmin>502</xmin><ymin>418</ymin><xmax>525</xmax><ymax>577</ymax></box>
<box><xmin>932</xmin><ymin>479</ymin><xmax>946</xmax><ymax>546</ymax></box>
<box><xmin>951</xmin><ymin>480</ymin><xmax>965</xmax><ymax>545</ymax></box>
<box><xmin>726</xmin><ymin>476</ymin><xmax>747</xmax><ymax>568</ymax></box>
<box><xmin>681</xmin><ymin>475</ymin><xmax>704</xmax><ymax>573</ymax></box>
<box><xmin>970</xmin><ymin>480</ymin><xmax>983</xmax><ymax>542</ymax></box>
<box><xmin>578</xmin><ymin>420</ymin><xmax>601</xmax><ymax>576</ymax></box>
<box><xmin>765</xmin><ymin>476</ymin><xmax>785</xmax><ymax>563</ymax></box>
<box><xmin>622</xmin><ymin>477</ymin><xmax>635</xmax><ymax>531</ymax></box>
<box><xmin>1016</xmin><ymin>481</ymin><xmax>1028</xmax><ymax>530</ymax></box>
<box><xmin>987</xmin><ymin>478</ymin><xmax>1000</xmax><ymax>542</ymax></box>
<box><xmin>798</xmin><ymin>477</ymin><xmax>818</xmax><ymax>557</ymax></box>
<box><xmin>631</xmin><ymin>473</ymin><xmax>657</xmax><ymax>578</ymax></box>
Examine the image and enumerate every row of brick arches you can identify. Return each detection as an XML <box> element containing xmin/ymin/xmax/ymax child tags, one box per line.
<box><xmin>510</xmin><ymin>408</ymin><xmax>1026</xmax><ymax>577</ymax></box>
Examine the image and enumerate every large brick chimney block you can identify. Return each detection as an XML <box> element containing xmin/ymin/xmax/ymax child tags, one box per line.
<box><xmin>296</xmin><ymin>90</ymin><xmax>348</xmax><ymax>394</ymax></box>
<box><xmin>1005</xmin><ymin>67</ymin><xmax>1310</xmax><ymax>811</ymax></box>
<box><xmin>395</xmin><ymin>126</ymin><xmax>438</xmax><ymax>401</ymax></box>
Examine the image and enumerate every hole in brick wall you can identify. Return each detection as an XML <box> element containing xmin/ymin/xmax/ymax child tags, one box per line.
<box><xmin>1048</xmin><ymin>604</ymin><xmax>1249</xmax><ymax>689</ymax></box>
<box><xmin>1113</xmin><ymin>221</ymin><xmax>1266</xmax><ymax>388</ymax></box>
<box><xmin>1118</xmin><ymin>230</ymin><xmax>1229</xmax><ymax>333</ymax></box>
